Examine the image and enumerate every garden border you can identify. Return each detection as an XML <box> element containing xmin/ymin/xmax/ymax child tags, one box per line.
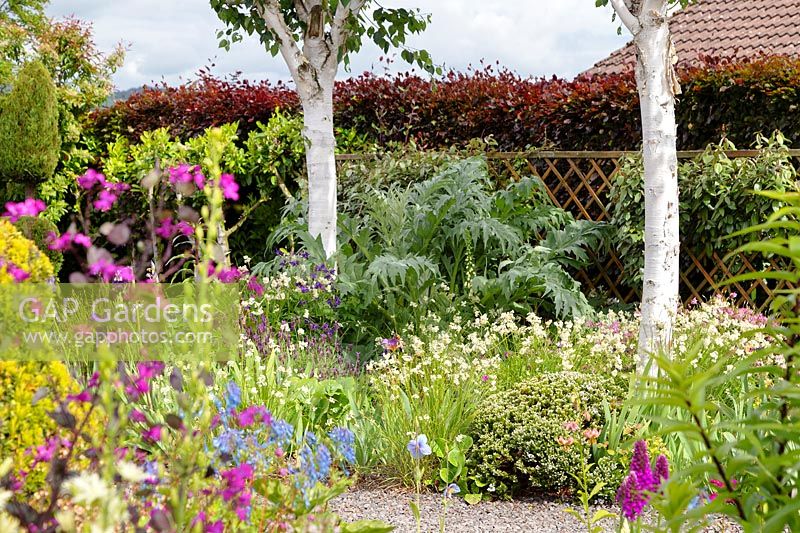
<box><xmin>337</xmin><ymin>150</ymin><xmax>800</xmax><ymax>310</ymax></box>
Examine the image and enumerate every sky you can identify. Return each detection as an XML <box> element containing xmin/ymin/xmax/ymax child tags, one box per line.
<box><xmin>46</xmin><ymin>1</ymin><xmax>630</xmax><ymax>91</ymax></box>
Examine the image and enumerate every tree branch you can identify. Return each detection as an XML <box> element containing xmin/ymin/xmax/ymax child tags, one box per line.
<box><xmin>610</xmin><ymin>0</ymin><xmax>641</xmax><ymax>34</ymax></box>
<box><xmin>256</xmin><ymin>0</ymin><xmax>306</xmax><ymax>77</ymax></box>
<box><xmin>331</xmin><ymin>0</ymin><xmax>368</xmax><ymax>52</ymax></box>
<box><xmin>293</xmin><ymin>0</ymin><xmax>309</xmax><ymax>23</ymax></box>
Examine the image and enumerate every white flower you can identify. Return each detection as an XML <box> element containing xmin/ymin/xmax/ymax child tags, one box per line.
<box><xmin>117</xmin><ymin>461</ymin><xmax>148</xmax><ymax>483</ymax></box>
<box><xmin>65</xmin><ymin>472</ymin><xmax>111</xmax><ymax>505</ymax></box>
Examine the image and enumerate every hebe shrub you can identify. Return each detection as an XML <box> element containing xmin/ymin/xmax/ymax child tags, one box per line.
<box><xmin>470</xmin><ymin>372</ymin><xmax>624</xmax><ymax>497</ymax></box>
<box><xmin>91</xmin><ymin>56</ymin><xmax>800</xmax><ymax>151</ymax></box>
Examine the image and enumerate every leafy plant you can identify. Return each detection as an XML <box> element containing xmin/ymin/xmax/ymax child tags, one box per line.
<box><xmin>0</xmin><ymin>60</ymin><xmax>60</xmax><ymax>197</ymax></box>
<box><xmin>630</xmin><ymin>190</ymin><xmax>800</xmax><ymax>531</ymax></box>
<box><xmin>611</xmin><ymin>132</ymin><xmax>796</xmax><ymax>286</ymax></box>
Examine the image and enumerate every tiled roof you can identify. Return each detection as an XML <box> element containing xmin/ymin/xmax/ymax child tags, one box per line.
<box><xmin>585</xmin><ymin>0</ymin><xmax>800</xmax><ymax>75</ymax></box>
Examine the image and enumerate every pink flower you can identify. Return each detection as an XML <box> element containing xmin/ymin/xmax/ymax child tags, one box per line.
<box><xmin>169</xmin><ymin>164</ymin><xmax>205</xmax><ymax>188</ymax></box>
<box><xmin>47</xmin><ymin>231</ymin><xmax>91</xmax><ymax>251</ymax></box>
<box><xmin>1</xmin><ymin>260</ymin><xmax>30</xmax><ymax>282</ymax></box>
<box><xmin>66</xmin><ymin>390</ymin><xmax>93</xmax><ymax>403</ymax></box>
<box><xmin>129</xmin><ymin>409</ymin><xmax>147</xmax><ymax>424</ymax></box>
<box><xmin>31</xmin><ymin>437</ymin><xmax>59</xmax><ymax>464</ymax></box>
<box><xmin>3</xmin><ymin>198</ymin><xmax>45</xmax><ymax>222</ymax></box>
<box><xmin>93</xmin><ymin>189</ymin><xmax>118</xmax><ymax>211</ymax></box>
<box><xmin>216</xmin><ymin>267</ymin><xmax>243</xmax><ymax>283</ymax></box>
<box><xmin>236</xmin><ymin>406</ymin><xmax>271</xmax><ymax>428</ymax></box>
<box><xmin>77</xmin><ymin>169</ymin><xmax>107</xmax><ymax>190</ymax></box>
<box><xmin>247</xmin><ymin>277</ymin><xmax>265</xmax><ymax>296</ymax></box>
<box><xmin>481</xmin><ymin>374</ymin><xmax>489</xmax><ymax>382</ymax></box>
<box><xmin>176</xmin><ymin>221</ymin><xmax>194</xmax><ymax>236</ymax></box>
<box><xmin>205</xmin><ymin>521</ymin><xmax>223</xmax><ymax>533</ymax></box>
<box><xmin>218</xmin><ymin>173</ymin><xmax>239</xmax><ymax>201</ymax></box>
<box><xmin>142</xmin><ymin>425</ymin><xmax>162</xmax><ymax>443</ymax></box>
<box><xmin>88</xmin><ymin>258</ymin><xmax>134</xmax><ymax>283</ymax></box>
<box><xmin>583</xmin><ymin>428</ymin><xmax>601</xmax><ymax>443</ymax></box>
<box><xmin>155</xmin><ymin>217</ymin><xmax>177</xmax><ymax>239</ymax></box>
<box><xmin>563</xmin><ymin>421</ymin><xmax>580</xmax><ymax>432</ymax></box>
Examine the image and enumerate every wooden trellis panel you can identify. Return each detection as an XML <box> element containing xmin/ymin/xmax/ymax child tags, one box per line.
<box><xmin>338</xmin><ymin>150</ymin><xmax>800</xmax><ymax>310</ymax></box>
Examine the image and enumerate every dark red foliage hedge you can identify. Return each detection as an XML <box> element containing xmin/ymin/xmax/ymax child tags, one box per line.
<box><xmin>90</xmin><ymin>56</ymin><xmax>800</xmax><ymax>151</ymax></box>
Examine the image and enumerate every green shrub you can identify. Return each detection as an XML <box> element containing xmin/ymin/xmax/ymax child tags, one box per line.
<box><xmin>13</xmin><ymin>216</ymin><xmax>63</xmax><ymax>275</ymax></box>
<box><xmin>470</xmin><ymin>371</ymin><xmax>624</xmax><ymax>498</ymax></box>
<box><xmin>0</xmin><ymin>60</ymin><xmax>61</xmax><ymax>196</ymax></box>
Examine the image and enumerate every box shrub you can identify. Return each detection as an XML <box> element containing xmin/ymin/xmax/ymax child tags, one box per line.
<box><xmin>469</xmin><ymin>372</ymin><xmax>624</xmax><ymax>497</ymax></box>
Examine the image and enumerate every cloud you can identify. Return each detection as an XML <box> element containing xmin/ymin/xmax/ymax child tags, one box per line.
<box><xmin>46</xmin><ymin>0</ymin><xmax>629</xmax><ymax>89</ymax></box>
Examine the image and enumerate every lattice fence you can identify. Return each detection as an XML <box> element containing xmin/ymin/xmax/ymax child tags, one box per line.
<box><xmin>338</xmin><ymin>150</ymin><xmax>800</xmax><ymax>312</ymax></box>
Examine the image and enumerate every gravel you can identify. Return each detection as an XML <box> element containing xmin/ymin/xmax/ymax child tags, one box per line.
<box><xmin>330</xmin><ymin>487</ymin><xmax>741</xmax><ymax>533</ymax></box>
<box><xmin>330</xmin><ymin>487</ymin><xmax>616</xmax><ymax>532</ymax></box>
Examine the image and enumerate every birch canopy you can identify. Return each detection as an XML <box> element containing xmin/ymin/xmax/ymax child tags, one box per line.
<box><xmin>210</xmin><ymin>0</ymin><xmax>434</xmax><ymax>258</ymax></box>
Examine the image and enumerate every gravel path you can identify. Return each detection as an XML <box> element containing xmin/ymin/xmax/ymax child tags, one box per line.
<box><xmin>330</xmin><ymin>487</ymin><xmax>616</xmax><ymax>532</ymax></box>
<box><xmin>331</xmin><ymin>487</ymin><xmax>742</xmax><ymax>533</ymax></box>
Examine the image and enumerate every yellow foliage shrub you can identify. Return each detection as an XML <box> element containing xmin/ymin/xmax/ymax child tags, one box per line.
<box><xmin>0</xmin><ymin>218</ymin><xmax>54</xmax><ymax>283</ymax></box>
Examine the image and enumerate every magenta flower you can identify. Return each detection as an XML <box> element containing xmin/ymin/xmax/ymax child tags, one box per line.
<box><xmin>220</xmin><ymin>463</ymin><xmax>254</xmax><ymax>503</ymax></box>
<box><xmin>205</xmin><ymin>521</ymin><xmax>223</xmax><ymax>533</ymax></box>
<box><xmin>129</xmin><ymin>409</ymin><xmax>147</xmax><ymax>424</ymax></box>
<box><xmin>31</xmin><ymin>437</ymin><xmax>59</xmax><ymax>465</ymax></box>
<box><xmin>66</xmin><ymin>390</ymin><xmax>93</xmax><ymax>403</ymax></box>
<box><xmin>93</xmin><ymin>189</ymin><xmax>118</xmax><ymax>211</ymax></box>
<box><xmin>0</xmin><ymin>260</ymin><xmax>30</xmax><ymax>282</ymax></box>
<box><xmin>47</xmin><ymin>231</ymin><xmax>91</xmax><ymax>251</ymax></box>
<box><xmin>77</xmin><ymin>169</ymin><xmax>107</xmax><ymax>190</ymax></box>
<box><xmin>217</xmin><ymin>267</ymin><xmax>243</xmax><ymax>283</ymax></box>
<box><xmin>236</xmin><ymin>405</ymin><xmax>272</xmax><ymax>428</ymax></box>
<box><xmin>3</xmin><ymin>198</ymin><xmax>46</xmax><ymax>222</ymax></box>
<box><xmin>246</xmin><ymin>276</ymin><xmax>265</xmax><ymax>296</ymax></box>
<box><xmin>616</xmin><ymin>440</ymin><xmax>670</xmax><ymax>522</ymax></box>
<box><xmin>176</xmin><ymin>221</ymin><xmax>194</xmax><ymax>236</ymax></box>
<box><xmin>218</xmin><ymin>173</ymin><xmax>239</xmax><ymax>201</ymax></box>
<box><xmin>142</xmin><ymin>425</ymin><xmax>163</xmax><ymax>443</ymax></box>
<box><xmin>88</xmin><ymin>259</ymin><xmax>134</xmax><ymax>282</ymax></box>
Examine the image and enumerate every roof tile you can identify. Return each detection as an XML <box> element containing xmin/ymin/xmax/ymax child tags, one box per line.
<box><xmin>585</xmin><ymin>0</ymin><xmax>800</xmax><ymax>75</ymax></box>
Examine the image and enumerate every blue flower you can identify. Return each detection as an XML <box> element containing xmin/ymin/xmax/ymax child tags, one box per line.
<box><xmin>407</xmin><ymin>434</ymin><xmax>432</xmax><ymax>459</ymax></box>
<box><xmin>329</xmin><ymin>427</ymin><xmax>356</xmax><ymax>464</ymax></box>
<box><xmin>444</xmin><ymin>483</ymin><xmax>460</xmax><ymax>498</ymax></box>
<box><xmin>226</xmin><ymin>382</ymin><xmax>242</xmax><ymax>410</ymax></box>
<box><xmin>269</xmin><ymin>419</ymin><xmax>294</xmax><ymax>446</ymax></box>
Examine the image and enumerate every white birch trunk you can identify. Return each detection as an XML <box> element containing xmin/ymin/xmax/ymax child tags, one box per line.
<box><xmin>299</xmin><ymin>79</ymin><xmax>338</xmax><ymax>258</ymax></box>
<box><xmin>609</xmin><ymin>0</ymin><xmax>681</xmax><ymax>372</ymax></box>
<box><xmin>633</xmin><ymin>3</ymin><xmax>680</xmax><ymax>371</ymax></box>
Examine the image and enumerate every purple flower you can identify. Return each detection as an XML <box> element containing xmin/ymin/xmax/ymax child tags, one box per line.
<box><xmin>129</xmin><ymin>409</ymin><xmax>147</xmax><ymax>424</ymax></box>
<box><xmin>205</xmin><ymin>520</ymin><xmax>223</xmax><ymax>533</ymax></box>
<box><xmin>381</xmin><ymin>336</ymin><xmax>401</xmax><ymax>352</ymax></box>
<box><xmin>31</xmin><ymin>437</ymin><xmax>58</xmax><ymax>464</ymax></box>
<box><xmin>66</xmin><ymin>390</ymin><xmax>93</xmax><ymax>403</ymax></box>
<box><xmin>93</xmin><ymin>189</ymin><xmax>118</xmax><ymax>211</ymax></box>
<box><xmin>218</xmin><ymin>173</ymin><xmax>239</xmax><ymax>201</ymax></box>
<box><xmin>48</xmin><ymin>231</ymin><xmax>92</xmax><ymax>250</ymax></box>
<box><xmin>407</xmin><ymin>434</ymin><xmax>432</xmax><ymax>460</ymax></box>
<box><xmin>617</xmin><ymin>441</ymin><xmax>669</xmax><ymax>522</ymax></box>
<box><xmin>176</xmin><ymin>221</ymin><xmax>194</xmax><ymax>236</ymax></box>
<box><xmin>88</xmin><ymin>258</ymin><xmax>134</xmax><ymax>283</ymax></box>
<box><xmin>246</xmin><ymin>276</ymin><xmax>265</xmax><ymax>296</ymax></box>
<box><xmin>216</xmin><ymin>267</ymin><xmax>243</xmax><ymax>283</ymax></box>
<box><xmin>236</xmin><ymin>406</ymin><xmax>271</xmax><ymax>428</ymax></box>
<box><xmin>77</xmin><ymin>169</ymin><xmax>106</xmax><ymax>190</ymax></box>
<box><xmin>142</xmin><ymin>425</ymin><xmax>162</xmax><ymax>443</ymax></box>
<box><xmin>1</xmin><ymin>260</ymin><xmax>30</xmax><ymax>282</ymax></box>
<box><xmin>3</xmin><ymin>198</ymin><xmax>45</xmax><ymax>222</ymax></box>
<box><xmin>655</xmin><ymin>454</ymin><xmax>670</xmax><ymax>482</ymax></box>
<box><xmin>220</xmin><ymin>463</ymin><xmax>254</xmax><ymax>502</ymax></box>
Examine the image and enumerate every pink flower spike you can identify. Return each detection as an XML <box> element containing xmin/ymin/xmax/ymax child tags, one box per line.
<box><xmin>3</xmin><ymin>198</ymin><xmax>46</xmax><ymax>222</ymax></box>
<box><xmin>218</xmin><ymin>173</ymin><xmax>239</xmax><ymax>201</ymax></box>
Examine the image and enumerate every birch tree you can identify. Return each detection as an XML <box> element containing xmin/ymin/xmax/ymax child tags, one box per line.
<box><xmin>210</xmin><ymin>0</ymin><xmax>434</xmax><ymax>257</ymax></box>
<box><xmin>596</xmin><ymin>0</ymin><xmax>693</xmax><ymax>370</ymax></box>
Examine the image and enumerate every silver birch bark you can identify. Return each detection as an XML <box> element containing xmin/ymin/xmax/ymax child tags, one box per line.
<box><xmin>609</xmin><ymin>0</ymin><xmax>681</xmax><ymax>371</ymax></box>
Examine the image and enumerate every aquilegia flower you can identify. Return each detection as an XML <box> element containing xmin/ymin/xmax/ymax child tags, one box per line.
<box><xmin>407</xmin><ymin>434</ymin><xmax>432</xmax><ymax>459</ymax></box>
<box><xmin>381</xmin><ymin>336</ymin><xmax>401</xmax><ymax>352</ymax></box>
<box><xmin>444</xmin><ymin>483</ymin><xmax>461</xmax><ymax>498</ymax></box>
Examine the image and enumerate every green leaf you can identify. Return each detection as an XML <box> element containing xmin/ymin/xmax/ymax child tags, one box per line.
<box><xmin>341</xmin><ymin>520</ymin><xmax>396</xmax><ymax>533</ymax></box>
